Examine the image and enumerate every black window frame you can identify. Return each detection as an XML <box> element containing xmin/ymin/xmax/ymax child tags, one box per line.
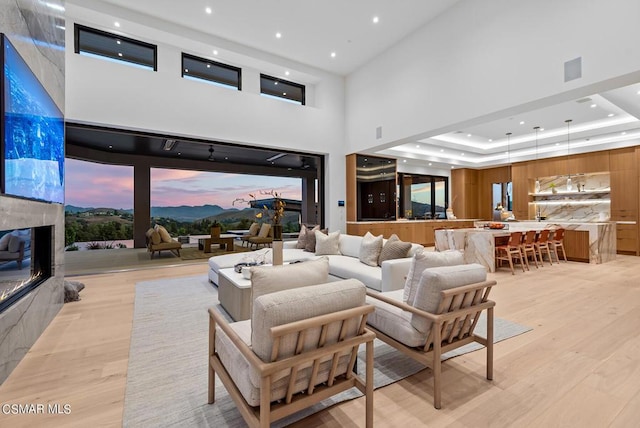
<box><xmin>181</xmin><ymin>52</ymin><xmax>241</xmax><ymax>90</ymax></box>
<box><xmin>260</xmin><ymin>74</ymin><xmax>305</xmax><ymax>105</ymax></box>
<box><xmin>74</xmin><ymin>24</ymin><xmax>157</xmax><ymax>71</ymax></box>
<box><xmin>398</xmin><ymin>173</ymin><xmax>450</xmax><ymax>220</ymax></box>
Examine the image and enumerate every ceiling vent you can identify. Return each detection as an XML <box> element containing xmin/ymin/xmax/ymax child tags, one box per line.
<box><xmin>575</xmin><ymin>97</ymin><xmax>592</xmax><ymax>104</ymax></box>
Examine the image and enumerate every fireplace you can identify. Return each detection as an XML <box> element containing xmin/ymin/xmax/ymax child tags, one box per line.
<box><xmin>0</xmin><ymin>225</ymin><xmax>53</xmax><ymax>314</ymax></box>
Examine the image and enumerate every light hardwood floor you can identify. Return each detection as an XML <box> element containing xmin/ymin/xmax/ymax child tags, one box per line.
<box><xmin>1</xmin><ymin>256</ymin><xmax>639</xmax><ymax>427</ymax></box>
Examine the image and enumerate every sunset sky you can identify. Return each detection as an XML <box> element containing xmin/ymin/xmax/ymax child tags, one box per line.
<box><xmin>65</xmin><ymin>158</ymin><xmax>302</xmax><ymax>209</ymax></box>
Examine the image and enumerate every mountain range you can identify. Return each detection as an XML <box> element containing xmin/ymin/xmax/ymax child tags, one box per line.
<box><xmin>64</xmin><ymin>204</ymin><xmax>298</xmax><ymax>223</ymax></box>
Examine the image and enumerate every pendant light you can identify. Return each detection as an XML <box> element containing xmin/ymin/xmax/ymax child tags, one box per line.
<box><xmin>533</xmin><ymin>126</ymin><xmax>541</xmax><ymax>193</ymax></box>
<box><xmin>565</xmin><ymin>119</ymin><xmax>572</xmax><ymax>191</ymax></box>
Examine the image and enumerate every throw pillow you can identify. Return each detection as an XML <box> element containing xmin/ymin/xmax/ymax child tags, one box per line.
<box><xmin>304</xmin><ymin>227</ymin><xmax>326</xmax><ymax>252</ymax></box>
<box><xmin>7</xmin><ymin>235</ymin><xmax>23</xmax><ymax>253</ymax></box>
<box><xmin>359</xmin><ymin>231</ymin><xmax>383</xmax><ymax>266</ymax></box>
<box><xmin>378</xmin><ymin>234</ymin><xmax>412</xmax><ymax>266</ymax></box>
<box><xmin>0</xmin><ymin>233</ymin><xmax>11</xmax><ymax>251</ymax></box>
<box><xmin>403</xmin><ymin>250</ymin><xmax>464</xmax><ymax>304</ymax></box>
<box><xmin>315</xmin><ymin>230</ymin><xmax>341</xmax><ymax>255</ymax></box>
<box><xmin>295</xmin><ymin>224</ymin><xmax>309</xmax><ymax>249</ymax></box>
<box><xmin>248</xmin><ymin>222</ymin><xmax>260</xmax><ymax>236</ymax></box>
<box><xmin>257</xmin><ymin>223</ymin><xmax>271</xmax><ymax>238</ymax></box>
<box><xmin>155</xmin><ymin>224</ymin><xmax>172</xmax><ymax>243</ymax></box>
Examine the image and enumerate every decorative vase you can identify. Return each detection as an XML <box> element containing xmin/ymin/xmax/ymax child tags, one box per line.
<box><xmin>534</xmin><ymin>179</ymin><xmax>541</xmax><ymax>194</ymax></box>
<box><xmin>272</xmin><ymin>223</ymin><xmax>283</xmax><ymax>241</ymax></box>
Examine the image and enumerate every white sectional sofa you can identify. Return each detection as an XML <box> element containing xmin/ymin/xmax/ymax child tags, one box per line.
<box><xmin>208</xmin><ymin>233</ymin><xmax>424</xmax><ymax>292</ymax></box>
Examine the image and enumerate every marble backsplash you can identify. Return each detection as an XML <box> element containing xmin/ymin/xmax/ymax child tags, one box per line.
<box><xmin>531</xmin><ymin>173</ymin><xmax>610</xmax><ymax>222</ymax></box>
<box><xmin>0</xmin><ymin>0</ymin><xmax>65</xmax><ymax>384</ymax></box>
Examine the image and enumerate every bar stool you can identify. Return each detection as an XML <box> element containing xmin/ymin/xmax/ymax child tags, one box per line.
<box><xmin>549</xmin><ymin>228</ymin><xmax>568</xmax><ymax>262</ymax></box>
<box><xmin>520</xmin><ymin>230</ymin><xmax>539</xmax><ymax>269</ymax></box>
<box><xmin>534</xmin><ymin>229</ymin><xmax>553</xmax><ymax>266</ymax></box>
<box><xmin>496</xmin><ymin>231</ymin><xmax>526</xmax><ymax>275</ymax></box>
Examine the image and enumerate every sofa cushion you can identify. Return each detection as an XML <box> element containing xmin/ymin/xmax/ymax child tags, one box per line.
<box><xmin>315</xmin><ymin>230</ymin><xmax>341</xmax><ymax>255</ymax></box>
<box><xmin>257</xmin><ymin>223</ymin><xmax>271</xmax><ymax>238</ymax></box>
<box><xmin>250</xmin><ymin>257</ymin><xmax>330</xmax><ymax>303</ymax></box>
<box><xmin>0</xmin><ymin>233</ymin><xmax>11</xmax><ymax>251</ymax></box>
<box><xmin>366</xmin><ymin>290</ymin><xmax>427</xmax><ymax>347</ymax></box>
<box><xmin>403</xmin><ymin>250</ymin><xmax>465</xmax><ymax>304</ymax></box>
<box><xmin>338</xmin><ymin>234</ymin><xmax>363</xmax><ymax>258</ymax></box>
<box><xmin>0</xmin><ymin>250</ymin><xmax>20</xmax><ymax>260</ymax></box>
<box><xmin>378</xmin><ymin>234</ymin><xmax>412</xmax><ymax>265</ymax></box>
<box><xmin>410</xmin><ymin>264</ymin><xmax>487</xmax><ymax>334</ymax></box>
<box><xmin>154</xmin><ymin>224</ymin><xmax>172</xmax><ymax>243</ymax></box>
<box><xmin>328</xmin><ymin>255</ymin><xmax>382</xmax><ymax>291</ymax></box>
<box><xmin>251</xmin><ymin>279</ymin><xmax>366</xmax><ymax>362</ymax></box>
<box><xmin>359</xmin><ymin>232</ymin><xmax>383</xmax><ymax>267</ymax></box>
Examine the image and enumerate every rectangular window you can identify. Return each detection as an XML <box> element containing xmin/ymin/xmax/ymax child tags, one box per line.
<box><xmin>74</xmin><ymin>24</ymin><xmax>157</xmax><ymax>71</ymax></box>
<box><xmin>399</xmin><ymin>173</ymin><xmax>449</xmax><ymax>219</ymax></box>
<box><xmin>181</xmin><ymin>53</ymin><xmax>241</xmax><ymax>90</ymax></box>
<box><xmin>260</xmin><ymin>74</ymin><xmax>305</xmax><ymax>105</ymax></box>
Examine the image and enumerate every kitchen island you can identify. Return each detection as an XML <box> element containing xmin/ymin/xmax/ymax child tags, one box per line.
<box><xmin>435</xmin><ymin>221</ymin><xmax>616</xmax><ymax>272</ymax></box>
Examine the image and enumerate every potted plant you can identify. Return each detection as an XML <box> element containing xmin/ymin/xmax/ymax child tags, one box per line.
<box><xmin>549</xmin><ymin>183</ymin><xmax>557</xmax><ymax>194</ymax></box>
<box><xmin>211</xmin><ymin>220</ymin><xmax>221</xmax><ymax>238</ymax></box>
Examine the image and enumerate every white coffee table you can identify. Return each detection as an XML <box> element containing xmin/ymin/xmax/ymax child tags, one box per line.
<box><xmin>218</xmin><ymin>267</ymin><xmax>252</xmax><ymax>321</ymax></box>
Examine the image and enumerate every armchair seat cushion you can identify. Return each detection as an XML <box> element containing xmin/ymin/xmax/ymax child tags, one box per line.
<box><xmin>366</xmin><ymin>290</ymin><xmax>427</xmax><ymax>347</ymax></box>
<box><xmin>149</xmin><ymin>241</ymin><xmax>182</xmax><ymax>251</ymax></box>
<box><xmin>0</xmin><ymin>250</ymin><xmax>21</xmax><ymax>260</ymax></box>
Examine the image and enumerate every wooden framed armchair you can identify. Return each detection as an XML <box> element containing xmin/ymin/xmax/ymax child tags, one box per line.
<box><xmin>365</xmin><ymin>263</ymin><xmax>496</xmax><ymax>409</ymax></box>
<box><xmin>209</xmin><ymin>279</ymin><xmax>375</xmax><ymax>428</ymax></box>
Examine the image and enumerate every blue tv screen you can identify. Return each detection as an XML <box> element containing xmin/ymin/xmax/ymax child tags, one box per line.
<box><xmin>1</xmin><ymin>33</ymin><xmax>64</xmax><ymax>204</ymax></box>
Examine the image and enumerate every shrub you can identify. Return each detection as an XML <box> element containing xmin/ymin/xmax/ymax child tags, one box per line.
<box><xmin>65</xmin><ymin>244</ymin><xmax>79</xmax><ymax>251</ymax></box>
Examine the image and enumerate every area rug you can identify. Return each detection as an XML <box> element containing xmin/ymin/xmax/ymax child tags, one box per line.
<box><xmin>123</xmin><ymin>275</ymin><xmax>531</xmax><ymax>427</ymax></box>
<box><xmin>180</xmin><ymin>245</ymin><xmax>251</xmax><ymax>261</ymax></box>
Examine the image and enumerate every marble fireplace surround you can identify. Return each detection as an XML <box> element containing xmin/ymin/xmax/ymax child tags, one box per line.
<box><xmin>0</xmin><ymin>0</ymin><xmax>65</xmax><ymax>384</ymax></box>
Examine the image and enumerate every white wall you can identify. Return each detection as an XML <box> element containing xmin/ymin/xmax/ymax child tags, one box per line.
<box><xmin>346</xmin><ymin>0</ymin><xmax>640</xmax><ymax>153</ymax></box>
<box><xmin>65</xmin><ymin>4</ymin><xmax>347</xmax><ymax>231</ymax></box>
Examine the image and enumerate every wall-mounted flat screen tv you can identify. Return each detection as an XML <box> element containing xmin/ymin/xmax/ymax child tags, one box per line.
<box><xmin>0</xmin><ymin>33</ymin><xmax>64</xmax><ymax>204</ymax></box>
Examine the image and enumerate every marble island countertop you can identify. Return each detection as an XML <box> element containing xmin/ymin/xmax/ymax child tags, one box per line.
<box><xmin>347</xmin><ymin>219</ymin><xmax>479</xmax><ymax>224</ymax></box>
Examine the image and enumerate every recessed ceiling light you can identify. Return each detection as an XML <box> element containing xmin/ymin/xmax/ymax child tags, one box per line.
<box><xmin>205</xmin><ymin>7</ymin><xmax>212</xmax><ymax>14</ymax></box>
<box><xmin>118</xmin><ymin>52</ymin><xmax>123</xmax><ymax>57</ymax></box>
<box><xmin>403</xmin><ymin>159</ymin><xmax>406</xmax><ymax>163</ymax></box>
<box><xmin>519</xmin><ymin>121</ymin><xmax>525</xmax><ymax>125</ymax></box>
<box><xmin>466</xmin><ymin>134</ymin><xmax>471</xmax><ymax>137</ymax></box>
<box><xmin>428</xmin><ymin>163</ymin><xmax>432</xmax><ymax>166</ymax></box>
<box><xmin>461</xmin><ymin>153</ymin><xmax>465</xmax><ymax>156</ymax></box>
<box><xmin>276</xmin><ymin>32</ymin><xmax>282</xmax><ymax>39</ymax></box>
<box><xmin>285</xmin><ymin>70</ymin><xmax>290</xmax><ymax>76</ymax></box>
<box><xmin>540</xmin><ymin>128</ymin><xmax>545</xmax><ymax>131</ymax></box>
<box><xmin>608</xmin><ymin>113</ymin><xmax>614</xmax><ymax>117</ymax></box>
<box><xmin>637</xmin><ymin>90</ymin><xmax>640</xmax><ymax>95</ymax></box>
<box><xmin>451</xmin><ymin>165</ymin><xmax>455</xmax><ymax>169</ymax></box>
<box><xmin>184</xmin><ymin>68</ymin><xmax>188</xmax><ymax>72</ymax></box>
<box><xmin>590</xmin><ymin>103</ymin><xmax>597</xmax><ymax>108</ymax></box>
<box><xmin>330</xmin><ymin>52</ymin><xmax>336</xmax><ymax>58</ymax></box>
<box><xmin>114</xmin><ymin>22</ymin><xmax>120</xmax><ymax>27</ymax></box>
<box><xmin>177</xmin><ymin>152</ymin><xmax>181</xmax><ymax>156</ymax></box>
<box><xmin>488</xmin><ymin>139</ymin><xmax>493</xmax><ymax>142</ymax></box>
<box><xmin>373</xmin><ymin>16</ymin><xmax>379</xmax><ymax>24</ymax></box>
<box><xmin>622</xmin><ymin>131</ymin><xmax>627</xmax><ymax>135</ymax></box>
<box><xmin>116</xmin><ymin>40</ymin><xmax>121</xmax><ymax>44</ymax></box>
<box><xmin>283</xmin><ymin>92</ymin><xmax>287</xmax><ymax>96</ymax></box>
<box><xmin>440</xmin><ymin>149</ymin><xmax>444</xmax><ymax>152</ymax></box>
<box><xmin>416</xmin><ymin>144</ymin><xmax>420</xmax><ymax>148</ymax></box>
<box><xmin>108</xmin><ymin>145</ymin><xmax>113</xmax><ymax>149</ymax></box>
<box><xmin>225</xmin><ymin>157</ymin><xmax>229</xmax><ymax>160</ymax></box>
<box><xmin>274</xmin><ymin>81</ymin><xmax>278</xmax><ymax>85</ymax></box>
<box><xmin>213</xmin><ymin>50</ymin><xmax>218</xmax><ymax>55</ymax></box>
<box><xmin>206</xmin><ymin>64</ymin><xmax>211</xmax><ymax>68</ymax></box>
<box><xmin>555</xmin><ymin>142</ymin><xmax>560</xmax><ymax>146</ymax></box>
